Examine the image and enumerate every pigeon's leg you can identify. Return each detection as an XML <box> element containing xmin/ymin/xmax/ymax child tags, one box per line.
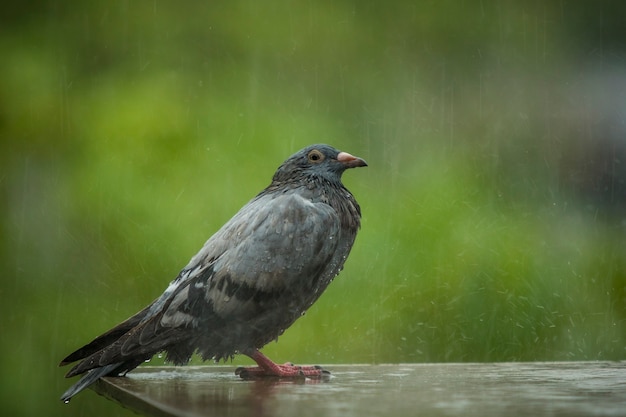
<box><xmin>235</xmin><ymin>349</ymin><xmax>330</xmax><ymax>379</ymax></box>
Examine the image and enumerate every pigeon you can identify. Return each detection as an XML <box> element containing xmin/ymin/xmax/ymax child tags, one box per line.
<box><xmin>60</xmin><ymin>144</ymin><xmax>367</xmax><ymax>402</ymax></box>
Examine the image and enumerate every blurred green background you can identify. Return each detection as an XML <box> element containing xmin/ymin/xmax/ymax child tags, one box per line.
<box><xmin>1</xmin><ymin>1</ymin><xmax>625</xmax><ymax>416</ymax></box>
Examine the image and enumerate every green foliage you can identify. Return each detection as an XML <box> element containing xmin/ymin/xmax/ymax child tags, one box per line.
<box><xmin>1</xmin><ymin>2</ymin><xmax>624</xmax><ymax>417</ymax></box>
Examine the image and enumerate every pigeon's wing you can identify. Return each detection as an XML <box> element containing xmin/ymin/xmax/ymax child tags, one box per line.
<box><xmin>202</xmin><ymin>192</ymin><xmax>343</xmax><ymax>320</ymax></box>
<box><xmin>63</xmin><ymin>191</ymin><xmax>341</xmax><ymax>376</ymax></box>
<box><xmin>153</xmin><ymin>191</ymin><xmax>342</xmax><ymax>332</ymax></box>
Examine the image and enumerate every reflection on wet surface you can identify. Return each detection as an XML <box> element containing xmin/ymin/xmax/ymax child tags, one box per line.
<box><xmin>94</xmin><ymin>362</ymin><xmax>626</xmax><ymax>417</ymax></box>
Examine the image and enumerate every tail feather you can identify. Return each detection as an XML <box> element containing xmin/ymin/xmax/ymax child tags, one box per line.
<box><xmin>59</xmin><ymin>269</ymin><xmax>203</xmax><ymax>401</ymax></box>
<box><xmin>59</xmin><ymin>305</ymin><xmax>154</xmax><ymax>366</ymax></box>
<box><xmin>60</xmin><ymin>363</ymin><xmax>121</xmax><ymax>403</ymax></box>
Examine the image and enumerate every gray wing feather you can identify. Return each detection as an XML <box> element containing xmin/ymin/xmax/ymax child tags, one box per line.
<box><xmin>199</xmin><ymin>192</ymin><xmax>340</xmax><ymax>317</ymax></box>
<box><xmin>91</xmin><ymin>192</ymin><xmax>339</xmax><ymax>359</ymax></box>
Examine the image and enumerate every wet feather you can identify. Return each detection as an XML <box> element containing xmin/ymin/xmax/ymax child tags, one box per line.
<box><xmin>59</xmin><ymin>144</ymin><xmax>366</xmax><ymax>401</ymax></box>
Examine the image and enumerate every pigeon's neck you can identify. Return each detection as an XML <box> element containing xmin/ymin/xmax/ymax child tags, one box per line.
<box><xmin>305</xmin><ymin>175</ymin><xmax>362</xmax><ymax>230</ymax></box>
<box><xmin>263</xmin><ymin>174</ymin><xmax>361</xmax><ymax>230</ymax></box>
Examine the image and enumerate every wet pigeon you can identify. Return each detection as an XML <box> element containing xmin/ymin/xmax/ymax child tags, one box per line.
<box><xmin>60</xmin><ymin>144</ymin><xmax>367</xmax><ymax>402</ymax></box>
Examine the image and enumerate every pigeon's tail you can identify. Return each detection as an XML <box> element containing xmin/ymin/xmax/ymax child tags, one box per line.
<box><xmin>60</xmin><ymin>363</ymin><xmax>121</xmax><ymax>403</ymax></box>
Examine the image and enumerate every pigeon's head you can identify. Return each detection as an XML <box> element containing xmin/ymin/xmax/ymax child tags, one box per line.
<box><xmin>273</xmin><ymin>144</ymin><xmax>367</xmax><ymax>185</ymax></box>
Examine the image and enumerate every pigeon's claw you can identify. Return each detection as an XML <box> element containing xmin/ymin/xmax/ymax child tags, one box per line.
<box><xmin>235</xmin><ymin>363</ymin><xmax>329</xmax><ymax>379</ymax></box>
<box><xmin>236</xmin><ymin>349</ymin><xmax>330</xmax><ymax>379</ymax></box>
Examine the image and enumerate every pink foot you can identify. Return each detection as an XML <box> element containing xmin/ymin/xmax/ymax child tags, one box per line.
<box><xmin>235</xmin><ymin>349</ymin><xmax>330</xmax><ymax>379</ymax></box>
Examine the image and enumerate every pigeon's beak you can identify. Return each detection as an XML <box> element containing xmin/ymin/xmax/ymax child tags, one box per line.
<box><xmin>337</xmin><ymin>151</ymin><xmax>368</xmax><ymax>169</ymax></box>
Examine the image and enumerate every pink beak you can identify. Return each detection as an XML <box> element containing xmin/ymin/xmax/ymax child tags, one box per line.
<box><xmin>337</xmin><ymin>151</ymin><xmax>368</xmax><ymax>168</ymax></box>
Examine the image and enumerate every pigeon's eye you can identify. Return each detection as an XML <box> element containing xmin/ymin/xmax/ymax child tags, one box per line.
<box><xmin>307</xmin><ymin>149</ymin><xmax>325</xmax><ymax>163</ymax></box>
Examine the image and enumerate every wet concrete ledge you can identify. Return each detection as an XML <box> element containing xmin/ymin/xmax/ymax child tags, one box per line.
<box><xmin>93</xmin><ymin>362</ymin><xmax>626</xmax><ymax>417</ymax></box>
